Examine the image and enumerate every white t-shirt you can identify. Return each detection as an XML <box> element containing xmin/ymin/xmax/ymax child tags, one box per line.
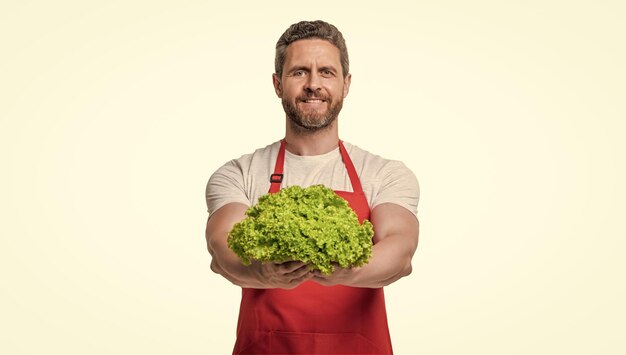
<box><xmin>206</xmin><ymin>140</ymin><xmax>420</xmax><ymax>217</ymax></box>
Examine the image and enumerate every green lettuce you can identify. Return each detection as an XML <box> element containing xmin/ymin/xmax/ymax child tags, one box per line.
<box><xmin>227</xmin><ymin>185</ymin><xmax>373</xmax><ymax>275</ymax></box>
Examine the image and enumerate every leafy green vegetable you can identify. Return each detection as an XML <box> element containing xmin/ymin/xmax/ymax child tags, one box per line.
<box><xmin>227</xmin><ymin>185</ymin><xmax>373</xmax><ymax>275</ymax></box>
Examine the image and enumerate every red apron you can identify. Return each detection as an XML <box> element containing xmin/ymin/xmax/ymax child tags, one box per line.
<box><xmin>232</xmin><ymin>140</ymin><xmax>393</xmax><ymax>354</ymax></box>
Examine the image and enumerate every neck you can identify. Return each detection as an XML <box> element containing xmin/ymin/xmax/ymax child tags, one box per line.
<box><xmin>284</xmin><ymin>120</ymin><xmax>339</xmax><ymax>156</ymax></box>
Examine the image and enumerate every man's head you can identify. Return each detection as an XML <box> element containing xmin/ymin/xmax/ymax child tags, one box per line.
<box><xmin>275</xmin><ymin>20</ymin><xmax>350</xmax><ymax>79</ymax></box>
<box><xmin>273</xmin><ymin>21</ymin><xmax>351</xmax><ymax>134</ymax></box>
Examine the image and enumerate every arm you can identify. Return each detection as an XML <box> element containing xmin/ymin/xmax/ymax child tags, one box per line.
<box><xmin>312</xmin><ymin>202</ymin><xmax>419</xmax><ymax>288</ymax></box>
<box><xmin>206</xmin><ymin>202</ymin><xmax>312</xmax><ymax>289</ymax></box>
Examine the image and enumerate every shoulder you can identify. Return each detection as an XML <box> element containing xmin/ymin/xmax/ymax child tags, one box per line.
<box><xmin>206</xmin><ymin>140</ymin><xmax>281</xmax><ymax>214</ymax></box>
<box><xmin>231</xmin><ymin>141</ymin><xmax>281</xmax><ymax>166</ymax></box>
<box><xmin>343</xmin><ymin>141</ymin><xmax>416</xmax><ymax>179</ymax></box>
<box><xmin>343</xmin><ymin>141</ymin><xmax>420</xmax><ymax>215</ymax></box>
<box><xmin>211</xmin><ymin>141</ymin><xmax>280</xmax><ymax>175</ymax></box>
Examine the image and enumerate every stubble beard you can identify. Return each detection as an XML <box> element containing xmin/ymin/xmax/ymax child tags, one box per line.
<box><xmin>282</xmin><ymin>95</ymin><xmax>343</xmax><ymax>134</ymax></box>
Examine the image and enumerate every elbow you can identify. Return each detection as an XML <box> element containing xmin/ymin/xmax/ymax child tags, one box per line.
<box><xmin>206</xmin><ymin>230</ymin><xmax>225</xmax><ymax>264</ymax></box>
<box><xmin>399</xmin><ymin>231</ymin><xmax>418</xmax><ymax>278</ymax></box>
<box><xmin>206</xmin><ymin>231</ymin><xmax>218</xmax><ymax>255</ymax></box>
<box><xmin>207</xmin><ymin>241</ymin><xmax>226</xmax><ymax>276</ymax></box>
<box><xmin>398</xmin><ymin>257</ymin><xmax>413</xmax><ymax>279</ymax></box>
<box><xmin>393</xmin><ymin>256</ymin><xmax>414</xmax><ymax>284</ymax></box>
<box><xmin>379</xmin><ymin>257</ymin><xmax>413</xmax><ymax>287</ymax></box>
<box><xmin>206</xmin><ymin>235</ymin><xmax>225</xmax><ymax>276</ymax></box>
<box><xmin>210</xmin><ymin>257</ymin><xmax>223</xmax><ymax>275</ymax></box>
<box><xmin>207</xmin><ymin>247</ymin><xmax>219</xmax><ymax>275</ymax></box>
<box><xmin>402</xmin><ymin>260</ymin><xmax>413</xmax><ymax>277</ymax></box>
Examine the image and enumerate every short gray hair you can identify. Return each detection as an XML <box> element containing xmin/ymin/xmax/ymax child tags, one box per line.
<box><xmin>275</xmin><ymin>20</ymin><xmax>349</xmax><ymax>78</ymax></box>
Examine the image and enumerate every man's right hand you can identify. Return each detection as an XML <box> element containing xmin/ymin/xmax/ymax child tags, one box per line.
<box><xmin>206</xmin><ymin>202</ymin><xmax>312</xmax><ymax>289</ymax></box>
<box><xmin>250</xmin><ymin>260</ymin><xmax>312</xmax><ymax>289</ymax></box>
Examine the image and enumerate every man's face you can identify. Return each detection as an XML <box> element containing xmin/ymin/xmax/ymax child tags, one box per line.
<box><xmin>273</xmin><ymin>39</ymin><xmax>351</xmax><ymax>132</ymax></box>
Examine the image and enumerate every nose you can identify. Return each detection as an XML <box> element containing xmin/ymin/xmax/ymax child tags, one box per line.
<box><xmin>305</xmin><ymin>72</ymin><xmax>322</xmax><ymax>93</ymax></box>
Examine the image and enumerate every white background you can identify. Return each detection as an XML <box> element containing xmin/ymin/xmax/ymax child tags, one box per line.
<box><xmin>1</xmin><ymin>1</ymin><xmax>625</xmax><ymax>354</ymax></box>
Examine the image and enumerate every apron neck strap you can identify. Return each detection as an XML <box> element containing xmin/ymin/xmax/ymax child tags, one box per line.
<box><xmin>268</xmin><ymin>139</ymin><xmax>286</xmax><ymax>194</ymax></box>
<box><xmin>338</xmin><ymin>140</ymin><xmax>364</xmax><ymax>194</ymax></box>
<box><xmin>269</xmin><ymin>139</ymin><xmax>363</xmax><ymax>194</ymax></box>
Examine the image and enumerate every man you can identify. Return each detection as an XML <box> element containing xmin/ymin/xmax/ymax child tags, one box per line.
<box><xmin>205</xmin><ymin>20</ymin><xmax>420</xmax><ymax>354</ymax></box>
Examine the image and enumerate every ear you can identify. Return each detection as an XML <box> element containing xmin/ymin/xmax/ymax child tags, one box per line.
<box><xmin>272</xmin><ymin>73</ymin><xmax>282</xmax><ymax>98</ymax></box>
<box><xmin>342</xmin><ymin>73</ymin><xmax>352</xmax><ymax>98</ymax></box>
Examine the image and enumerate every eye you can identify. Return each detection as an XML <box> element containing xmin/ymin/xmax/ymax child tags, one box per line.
<box><xmin>293</xmin><ymin>70</ymin><xmax>306</xmax><ymax>77</ymax></box>
<box><xmin>321</xmin><ymin>69</ymin><xmax>334</xmax><ymax>78</ymax></box>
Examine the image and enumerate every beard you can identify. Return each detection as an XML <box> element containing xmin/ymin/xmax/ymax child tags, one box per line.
<box><xmin>282</xmin><ymin>93</ymin><xmax>343</xmax><ymax>133</ymax></box>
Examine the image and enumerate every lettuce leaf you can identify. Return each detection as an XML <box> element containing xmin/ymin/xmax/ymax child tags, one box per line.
<box><xmin>227</xmin><ymin>185</ymin><xmax>373</xmax><ymax>275</ymax></box>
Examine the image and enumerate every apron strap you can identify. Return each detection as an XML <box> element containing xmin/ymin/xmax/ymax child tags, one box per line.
<box><xmin>268</xmin><ymin>139</ymin><xmax>286</xmax><ymax>194</ymax></box>
<box><xmin>269</xmin><ymin>139</ymin><xmax>363</xmax><ymax>194</ymax></box>
<box><xmin>339</xmin><ymin>140</ymin><xmax>364</xmax><ymax>194</ymax></box>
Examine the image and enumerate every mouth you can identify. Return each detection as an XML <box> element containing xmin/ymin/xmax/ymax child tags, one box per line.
<box><xmin>298</xmin><ymin>97</ymin><xmax>328</xmax><ymax>105</ymax></box>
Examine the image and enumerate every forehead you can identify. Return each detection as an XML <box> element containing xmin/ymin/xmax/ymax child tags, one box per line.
<box><xmin>283</xmin><ymin>39</ymin><xmax>341</xmax><ymax>67</ymax></box>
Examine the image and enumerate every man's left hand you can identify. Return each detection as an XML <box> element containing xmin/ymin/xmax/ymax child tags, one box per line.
<box><xmin>310</xmin><ymin>265</ymin><xmax>359</xmax><ymax>286</ymax></box>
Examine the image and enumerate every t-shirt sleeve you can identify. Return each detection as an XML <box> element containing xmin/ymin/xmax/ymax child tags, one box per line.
<box><xmin>370</xmin><ymin>160</ymin><xmax>420</xmax><ymax>217</ymax></box>
<box><xmin>205</xmin><ymin>160</ymin><xmax>252</xmax><ymax>215</ymax></box>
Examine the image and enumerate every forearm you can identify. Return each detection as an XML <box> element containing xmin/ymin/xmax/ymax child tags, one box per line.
<box><xmin>313</xmin><ymin>204</ymin><xmax>419</xmax><ymax>288</ymax></box>
<box><xmin>316</xmin><ymin>234</ymin><xmax>413</xmax><ymax>288</ymax></box>
<box><xmin>209</xmin><ymin>248</ymin><xmax>254</xmax><ymax>287</ymax></box>
<box><xmin>352</xmin><ymin>235</ymin><xmax>414</xmax><ymax>287</ymax></box>
<box><xmin>206</xmin><ymin>206</ymin><xmax>312</xmax><ymax>290</ymax></box>
<box><xmin>207</xmin><ymin>235</ymin><xmax>267</xmax><ymax>288</ymax></box>
<box><xmin>205</xmin><ymin>203</ymin><xmax>266</xmax><ymax>288</ymax></box>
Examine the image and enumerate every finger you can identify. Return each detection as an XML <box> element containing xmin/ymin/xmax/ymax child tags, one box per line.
<box><xmin>309</xmin><ymin>270</ymin><xmax>324</xmax><ymax>277</ymax></box>
<box><xmin>276</xmin><ymin>260</ymin><xmax>308</xmax><ymax>274</ymax></box>
<box><xmin>278</xmin><ymin>263</ymin><xmax>308</xmax><ymax>281</ymax></box>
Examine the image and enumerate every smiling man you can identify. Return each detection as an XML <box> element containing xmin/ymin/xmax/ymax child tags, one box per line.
<box><xmin>276</xmin><ymin>38</ymin><xmax>349</xmax><ymax>133</ymax></box>
<box><xmin>205</xmin><ymin>20</ymin><xmax>420</xmax><ymax>354</ymax></box>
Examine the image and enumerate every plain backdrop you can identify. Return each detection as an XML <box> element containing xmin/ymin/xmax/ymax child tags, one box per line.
<box><xmin>1</xmin><ymin>1</ymin><xmax>625</xmax><ymax>354</ymax></box>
